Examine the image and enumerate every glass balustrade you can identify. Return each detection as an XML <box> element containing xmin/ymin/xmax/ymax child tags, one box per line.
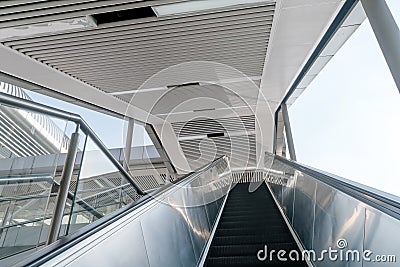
<box><xmin>0</xmin><ymin>94</ymin><xmax>145</xmax><ymax>265</ymax></box>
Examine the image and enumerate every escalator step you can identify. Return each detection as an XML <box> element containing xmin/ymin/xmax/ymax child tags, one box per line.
<box><xmin>205</xmin><ymin>183</ymin><xmax>308</xmax><ymax>266</ymax></box>
<box><xmin>221</xmin><ymin>211</ymin><xmax>282</xmax><ymax>218</ymax></box>
<box><xmin>221</xmin><ymin>211</ymin><xmax>281</xmax><ymax>217</ymax></box>
<box><xmin>219</xmin><ymin>219</ymin><xmax>286</xmax><ymax>229</ymax></box>
<box><xmin>205</xmin><ymin>255</ymin><xmax>307</xmax><ymax>267</ymax></box>
<box><xmin>212</xmin><ymin>233</ymin><xmax>294</xmax><ymax>245</ymax></box>
<box><xmin>221</xmin><ymin>217</ymin><xmax>282</xmax><ymax>221</ymax></box>
<box><xmin>223</xmin><ymin>207</ymin><xmax>278</xmax><ymax>212</ymax></box>
<box><xmin>216</xmin><ymin>225</ymin><xmax>288</xmax><ymax>236</ymax></box>
<box><xmin>207</xmin><ymin>243</ymin><xmax>299</xmax><ymax>257</ymax></box>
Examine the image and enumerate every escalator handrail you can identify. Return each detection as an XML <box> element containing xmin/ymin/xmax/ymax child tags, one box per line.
<box><xmin>0</xmin><ymin>92</ymin><xmax>144</xmax><ymax>195</ymax></box>
<box><xmin>273</xmin><ymin>155</ymin><xmax>400</xmax><ymax>220</ymax></box>
<box><xmin>13</xmin><ymin>156</ymin><xmax>228</xmax><ymax>267</ymax></box>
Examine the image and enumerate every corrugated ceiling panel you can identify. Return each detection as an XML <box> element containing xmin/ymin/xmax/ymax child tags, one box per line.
<box><xmin>172</xmin><ymin>115</ymin><xmax>255</xmax><ymax>136</ymax></box>
<box><xmin>1</xmin><ymin>2</ymin><xmax>274</xmax><ymax>97</ymax></box>
<box><xmin>172</xmin><ymin>115</ymin><xmax>256</xmax><ymax>169</ymax></box>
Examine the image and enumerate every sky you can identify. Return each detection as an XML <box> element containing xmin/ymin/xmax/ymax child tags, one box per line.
<box><xmin>24</xmin><ymin>1</ymin><xmax>400</xmax><ymax>197</ymax></box>
<box><xmin>289</xmin><ymin>0</ymin><xmax>400</xmax><ymax>197</ymax></box>
<box><xmin>27</xmin><ymin>90</ymin><xmax>153</xmax><ymax>149</ymax></box>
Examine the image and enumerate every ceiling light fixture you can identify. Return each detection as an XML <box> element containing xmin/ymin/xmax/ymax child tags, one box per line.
<box><xmin>152</xmin><ymin>0</ymin><xmax>273</xmax><ymax>17</ymax></box>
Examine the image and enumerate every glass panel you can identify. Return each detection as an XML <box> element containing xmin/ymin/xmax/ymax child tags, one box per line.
<box><xmin>289</xmin><ymin>10</ymin><xmax>400</xmax><ymax>197</ymax></box>
<box><xmin>65</xmin><ymin>136</ymin><xmax>141</xmax><ymax>236</ymax></box>
<box><xmin>0</xmin><ymin>102</ymin><xmax>72</xmax><ymax>261</ymax></box>
<box><xmin>0</xmin><ymin>86</ymin><xmax>151</xmax><ymax>264</ymax></box>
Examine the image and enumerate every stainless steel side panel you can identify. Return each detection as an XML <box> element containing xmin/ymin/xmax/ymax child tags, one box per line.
<box><xmin>183</xmin><ymin>206</ymin><xmax>211</xmax><ymax>262</ymax></box>
<box><xmin>269</xmin><ymin>182</ymin><xmax>282</xmax><ymax>205</ymax></box>
<box><xmin>363</xmin><ymin>207</ymin><xmax>400</xmax><ymax>266</ymax></box>
<box><xmin>313</xmin><ymin>181</ymin><xmax>364</xmax><ymax>267</ymax></box>
<box><xmin>281</xmin><ymin>182</ymin><xmax>295</xmax><ymax>224</ymax></box>
<box><xmin>292</xmin><ymin>173</ymin><xmax>316</xmax><ymax>250</ymax></box>
<box><xmin>41</xmin><ymin>158</ymin><xmax>231</xmax><ymax>267</ymax></box>
<box><xmin>60</xmin><ymin>220</ymin><xmax>150</xmax><ymax>267</ymax></box>
<box><xmin>267</xmin><ymin>155</ymin><xmax>400</xmax><ymax>267</ymax></box>
<box><xmin>140</xmin><ymin>202</ymin><xmax>197</xmax><ymax>267</ymax></box>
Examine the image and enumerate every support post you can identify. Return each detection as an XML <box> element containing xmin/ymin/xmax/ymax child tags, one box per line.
<box><xmin>145</xmin><ymin>124</ymin><xmax>177</xmax><ymax>180</ymax></box>
<box><xmin>123</xmin><ymin>118</ymin><xmax>134</xmax><ymax>171</ymax></box>
<box><xmin>281</xmin><ymin>104</ymin><xmax>297</xmax><ymax>161</ymax></box>
<box><xmin>47</xmin><ymin>124</ymin><xmax>80</xmax><ymax>245</ymax></box>
<box><xmin>165</xmin><ymin>168</ymin><xmax>170</xmax><ymax>184</ymax></box>
<box><xmin>361</xmin><ymin>0</ymin><xmax>400</xmax><ymax>94</ymax></box>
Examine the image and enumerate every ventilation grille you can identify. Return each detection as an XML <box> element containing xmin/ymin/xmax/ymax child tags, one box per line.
<box><xmin>173</xmin><ymin>115</ymin><xmax>256</xmax><ymax>170</ymax></box>
<box><xmin>172</xmin><ymin>115</ymin><xmax>255</xmax><ymax>137</ymax></box>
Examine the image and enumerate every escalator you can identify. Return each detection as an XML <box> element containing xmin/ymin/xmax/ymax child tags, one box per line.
<box><xmin>3</xmin><ymin>155</ymin><xmax>400</xmax><ymax>267</ymax></box>
<box><xmin>205</xmin><ymin>183</ymin><xmax>307</xmax><ymax>267</ymax></box>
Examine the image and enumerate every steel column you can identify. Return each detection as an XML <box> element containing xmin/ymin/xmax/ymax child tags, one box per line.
<box><xmin>46</xmin><ymin>125</ymin><xmax>80</xmax><ymax>245</ymax></box>
<box><xmin>123</xmin><ymin>118</ymin><xmax>134</xmax><ymax>171</ymax></box>
<box><xmin>281</xmin><ymin>103</ymin><xmax>297</xmax><ymax>161</ymax></box>
<box><xmin>165</xmin><ymin>168</ymin><xmax>170</xmax><ymax>184</ymax></box>
<box><xmin>361</xmin><ymin>0</ymin><xmax>400</xmax><ymax>94</ymax></box>
<box><xmin>145</xmin><ymin>124</ymin><xmax>176</xmax><ymax>181</ymax></box>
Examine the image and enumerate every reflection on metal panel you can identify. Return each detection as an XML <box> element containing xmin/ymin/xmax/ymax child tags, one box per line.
<box><xmin>42</xmin><ymin>157</ymin><xmax>231</xmax><ymax>267</ymax></box>
<box><xmin>364</xmin><ymin>208</ymin><xmax>400</xmax><ymax>267</ymax></box>
<box><xmin>282</xmin><ymin>182</ymin><xmax>295</xmax><ymax>224</ymax></box>
<box><xmin>313</xmin><ymin>183</ymin><xmax>364</xmax><ymax>267</ymax></box>
<box><xmin>266</xmin><ymin>153</ymin><xmax>400</xmax><ymax>266</ymax></box>
<box><xmin>67</xmin><ymin>221</ymin><xmax>150</xmax><ymax>267</ymax></box>
<box><xmin>292</xmin><ymin>174</ymin><xmax>316</xmax><ymax>250</ymax></box>
<box><xmin>184</xmin><ymin>206</ymin><xmax>210</xmax><ymax>261</ymax></box>
<box><xmin>141</xmin><ymin>202</ymin><xmax>197</xmax><ymax>267</ymax></box>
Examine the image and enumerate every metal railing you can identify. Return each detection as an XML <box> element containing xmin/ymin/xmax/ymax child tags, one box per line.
<box><xmin>0</xmin><ymin>92</ymin><xmax>147</xmax><ymax>265</ymax></box>
<box><xmin>0</xmin><ymin>92</ymin><xmax>144</xmax><ymax>195</ymax></box>
<box><xmin>272</xmin><ymin>154</ymin><xmax>400</xmax><ymax>219</ymax></box>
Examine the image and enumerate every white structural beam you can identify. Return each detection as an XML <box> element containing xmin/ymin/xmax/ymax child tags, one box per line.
<box><xmin>361</xmin><ymin>0</ymin><xmax>400</xmax><ymax>94</ymax></box>
<box><xmin>255</xmin><ymin>101</ymin><xmax>275</xmax><ymax>167</ymax></box>
<box><xmin>123</xmin><ymin>118</ymin><xmax>134</xmax><ymax>171</ymax></box>
<box><xmin>281</xmin><ymin>103</ymin><xmax>296</xmax><ymax>161</ymax></box>
<box><xmin>260</xmin><ymin>0</ymin><xmax>345</xmax><ymax>105</ymax></box>
<box><xmin>0</xmin><ymin>44</ymin><xmax>163</xmax><ymax>124</ymax></box>
<box><xmin>256</xmin><ymin>0</ymin><xmax>344</xmax><ymax>159</ymax></box>
<box><xmin>150</xmin><ymin>123</ymin><xmax>191</xmax><ymax>175</ymax></box>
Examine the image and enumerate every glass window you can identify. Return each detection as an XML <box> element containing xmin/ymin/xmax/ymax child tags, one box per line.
<box><xmin>289</xmin><ymin>7</ymin><xmax>400</xmax><ymax>197</ymax></box>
